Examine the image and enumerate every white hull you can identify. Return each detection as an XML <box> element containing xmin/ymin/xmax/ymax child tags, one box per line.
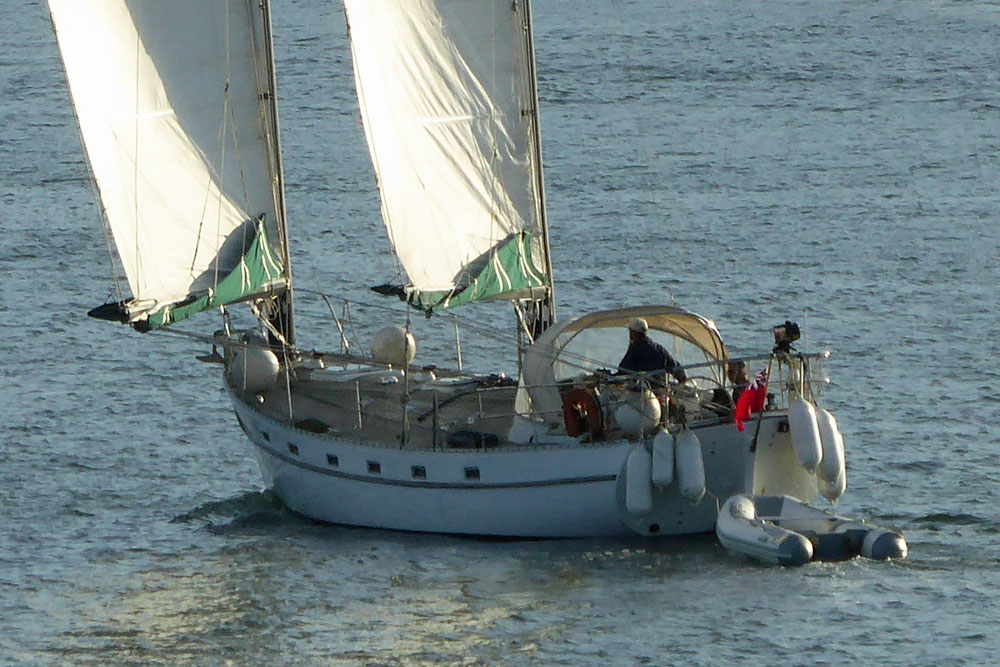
<box><xmin>231</xmin><ymin>391</ymin><xmax>816</xmax><ymax>538</ymax></box>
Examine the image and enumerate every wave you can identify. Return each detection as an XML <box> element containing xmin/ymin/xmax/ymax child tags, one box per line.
<box><xmin>172</xmin><ymin>490</ymin><xmax>303</xmax><ymax>534</ymax></box>
<box><xmin>913</xmin><ymin>512</ymin><xmax>993</xmax><ymax>528</ymax></box>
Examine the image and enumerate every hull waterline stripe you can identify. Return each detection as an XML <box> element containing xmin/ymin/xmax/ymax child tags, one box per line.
<box><xmin>247</xmin><ymin>438</ymin><xmax>617</xmax><ymax>490</ymax></box>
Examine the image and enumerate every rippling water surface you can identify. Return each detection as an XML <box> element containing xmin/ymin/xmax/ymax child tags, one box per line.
<box><xmin>2</xmin><ymin>0</ymin><xmax>999</xmax><ymax>664</ymax></box>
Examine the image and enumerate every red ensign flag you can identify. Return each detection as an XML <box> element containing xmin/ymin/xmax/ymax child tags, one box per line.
<box><xmin>734</xmin><ymin>369</ymin><xmax>769</xmax><ymax>432</ymax></box>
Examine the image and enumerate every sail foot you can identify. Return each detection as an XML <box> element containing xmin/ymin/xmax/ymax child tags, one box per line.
<box><xmin>372</xmin><ymin>231</ymin><xmax>547</xmax><ymax>314</ymax></box>
<box><xmin>86</xmin><ymin>219</ymin><xmax>285</xmax><ymax>333</ymax></box>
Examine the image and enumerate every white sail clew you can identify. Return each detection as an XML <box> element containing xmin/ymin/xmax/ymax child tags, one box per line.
<box><xmin>344</xmin><ymin>0</ymin><xmax>549</xmax><ymax>309</ymax></box>
<box><xmin>49</xmin><ymin>1</ymin><xmax>287</xmax><ymax>323</ymax></box>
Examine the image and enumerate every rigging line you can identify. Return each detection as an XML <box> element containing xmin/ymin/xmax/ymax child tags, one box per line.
<box><xmin>294</xmin><ymin>287</ymin><xmax>523</xmax><ymax>348</ymax></box>
<box><xmin>282</xmin><ymin>345</ymin><xmax>294</xmax><ymax>421</ymax></box>
<box><xmin>90</xmin><ymin>166</ymin><xmax>125</xmax><ymax>301</ymax></box>
<box><xmin>491</xmin><ymin>6</ymin><xmax>527</xmax><ymax>281</ymax></box>
<box><xmin>228</xmin><ymin>1</ymin><xmax>256</xmax><ymax>258</ymax></box>
<box><xmin>444</xmin><ymin>317</ymin><xmax>514</xmax><ymax>345</ymax></box>
<box><xmin>189</xmin><ymin>99</ymin><xmax>229</xmax><ymax>283</ymax></box>
<box><xmin>343</xmin><ymin>300</ymin><xmax>363</xmax><ymax>357</ymax></box>
<box><xmin>157</xmin><ymin>301</ymin><xmax>603</xmax><ymax>379</ymax></box>
<box><xmin>188</xmin><ymin>0</ymin><xmax>234</xmax><ymax>286</ymax></box>
<box><xmin>520</xmin><ymin>2</ymin><xmax>541</xmax><ymax>232</ymax></box>
<box><xmin>154</xmin><ymin>312</ymin><xmax>285</xmax><ymax>355</ymax></box>
<box><xmin>214</xmin><ymin>99</ymin><xmax>229</xmax><ymax>290</ymax></box>
<box><xmin>437</xmin><ymin>309</ymin><xmax>518</xmax><ymax>343</ymax></box>
<box><xmin>151</xmin><ymin>319</ymin><xmax>614</xmax><ymax>381</ymax></box>
<box><xmin>344</xmin><ymin>4</ymin><xmax>405</xmax><ymax>285</ymax></box>
<box><xmin>215</xmin><ymin>2</ymin><xmax>235</xmax><ymax>290</ymax></box>
<box><xmin>482</xmin><ymin>2</ymin><xmax>501</xmax><ymax>258</ymax></box>
<box><xmin>401</xmin><ymin>304</ymin><xmax>414</xmax><ymax>446</ymax></box>
<box><xmin>518</xmin><ymin>0</ymin><xmax>555</xmax><ymax>320</ymax></box>
<box><xmin>244</xmin><ymin>2</ymin><xmax>268</xmax><ymax>218</ymax></box>
<box><xmin>154</xmin><ymin>320</ymin><xmax>560</xmax><ymax>382</ymax></box>
<box><xmin>476</xmin><ymin>4</ymin><xmax>533</xmax><ymax>285</ymax></box>
<box><xmin>48</xmin><ymin>14</ymin><xmax>126</xmax><ymax>302</ymax></box>
<box><xmin>249</xmin><ymin>300</ymin><xmax>289</xmax><ymax>347</ymax></box>
<box><xmin>255</xmin><ymin>1</ymin><xmax>292</xmax><ymax>277</ymax></box>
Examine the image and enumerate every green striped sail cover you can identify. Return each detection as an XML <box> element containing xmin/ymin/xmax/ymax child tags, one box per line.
<box><xmin>413</xmin><ymin>231</ymin><xmax>546</xmax><ymax>312</ymax></box>
<box><xmin>145</xmin><ymin>220</ymin><xmax>283</xmax><ymax>330</ymax></box>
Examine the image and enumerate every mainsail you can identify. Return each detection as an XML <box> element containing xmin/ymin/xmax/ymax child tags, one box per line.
<box><xmin>344</xmin><ymin>0</ymin><xmax>554</xmax><ymax>313</ymax></box>
<box><xmin>48</xmin><ymin>0</ymin><xmax>292</xmax><ymax>334</ymax></box>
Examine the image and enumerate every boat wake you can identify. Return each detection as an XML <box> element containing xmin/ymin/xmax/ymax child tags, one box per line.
<box><xmin>172</xmin><ymin>490</ymin><xmax>300</xmax><ymax>534</ymax></box>
<box><xmin>914</xmin><ymin>512</ymin><xmax>994</xmax><ymax>528</ymax></box>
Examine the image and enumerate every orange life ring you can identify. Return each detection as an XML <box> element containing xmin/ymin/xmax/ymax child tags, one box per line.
<box><xmin>562</xmin><ymin>387</ymin><xmax>604</xmax><ymax>437</ymax></box>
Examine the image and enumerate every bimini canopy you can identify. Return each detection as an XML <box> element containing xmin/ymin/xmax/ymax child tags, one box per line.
<box><xmin>519</xmin><ymin>305</ymin><xmax>728</xmax><ymax>424</ymax></box>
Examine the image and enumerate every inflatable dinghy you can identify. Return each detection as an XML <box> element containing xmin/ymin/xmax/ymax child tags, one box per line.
<box><xmin>716</xmin><ymin>494</ymin><xmax>907</xmax><ymax>566</ymax></box>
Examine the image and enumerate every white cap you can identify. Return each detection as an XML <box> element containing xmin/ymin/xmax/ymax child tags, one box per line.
<box><xmin>628</xmin><ymin>318</ymin><xmax>649</xmax><ymax>333</ymax></box>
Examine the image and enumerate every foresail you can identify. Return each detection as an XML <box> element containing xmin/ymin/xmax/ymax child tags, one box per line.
<box><xmin>344</xmin><ymin>0</ymin><xmax>551</xmax><ymax>311</ymax></box>
<box><xmin>49</xmin><ymin>0</ymin><xmax>289</xmax><ymax>328</ymax></box>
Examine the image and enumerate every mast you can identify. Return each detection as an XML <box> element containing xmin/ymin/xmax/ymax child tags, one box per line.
<box><xmin>519</xmin><ymin>0</ymin><xmax>556</xmax><ymax>338</ymax></box>
<box><xmin>258</xmin><ymin>0</ymin><xmax>295</xmax><ymax>346</ymax></box>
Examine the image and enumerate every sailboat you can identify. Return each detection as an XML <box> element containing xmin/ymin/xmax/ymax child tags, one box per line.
<box><xmin>49</xmin><ymin>0</ymin><xmax>860</xmax><ymax>540</ymax></box>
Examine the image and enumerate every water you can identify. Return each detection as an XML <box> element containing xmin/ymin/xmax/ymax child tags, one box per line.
<box><xmin>3</xmin><ymin>0</ymin><xmax>999</xmax><ymax>663</ymax></box>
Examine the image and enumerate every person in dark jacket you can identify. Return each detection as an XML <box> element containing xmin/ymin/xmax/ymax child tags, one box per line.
<box><xmin>618</xmin><ymin>318</ymin><xmax>686</xmax><ymax>389</ymax></box>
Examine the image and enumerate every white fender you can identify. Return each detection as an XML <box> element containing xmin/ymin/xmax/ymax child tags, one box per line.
<box><xmin>624</xmin><ymin>445</ymin><xmax>653</xmax><ymax>516</ymax></box>
<box><xmin>675</xmin><ymin>430</ymin><xmax>705</xmax><ymax>503</ymax></box>
<box><xmin>651</xmin><ymin>428</ymin><xmax>674</xmax><ymax>487</ymax></box>
<box><xmin>729</xmin><ymin>494</ymin><xmax>756</xmax><ymax>521</ymax></box>
<box><xmin>862</xmin><ymin>527</ymin><xmax>908</xmax><ymax>560</ymax></box>
<box><xmin>371</xmin><ymin>325</ymin><xmax>416</xmax><ymax>366</ymax></box>
<box><xmin>788</xmin><ymin>398</ymin><xmax>823</xmax><ymax>473</ymax></box>
<box><xmin>231</xmin><ymin>346</ymin><xmax>280</xmax><ymax>393</ymax></box>
<box><xmin>816</xmin><ymin>409</ymin><xmax>846</xmax><ymax>483</ymax></box>
<box><xmin>818</xmin><ymin>469</ymin><xmax>847</xmax><ymax>503</ymax></box>
<box><xmin>615</xmin><ymin>390</ymin><xmax>661</xmax><ymax>438</ymax></box>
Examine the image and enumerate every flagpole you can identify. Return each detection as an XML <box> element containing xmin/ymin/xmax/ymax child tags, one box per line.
<box><xmin>749</xmin><ymin>355</ymin><xmax>775</xmax><ymax>453</ymax></box>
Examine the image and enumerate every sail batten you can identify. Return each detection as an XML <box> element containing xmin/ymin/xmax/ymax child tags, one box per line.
<box><xmin>49</xmin><ymin>0</ymin><xmax>291</xmax><ymax>330</ymax></box>
<box><xmin>344</xmin><ymin>0</ymin><xmax>552</xmax><ymax>312</ymax></box>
